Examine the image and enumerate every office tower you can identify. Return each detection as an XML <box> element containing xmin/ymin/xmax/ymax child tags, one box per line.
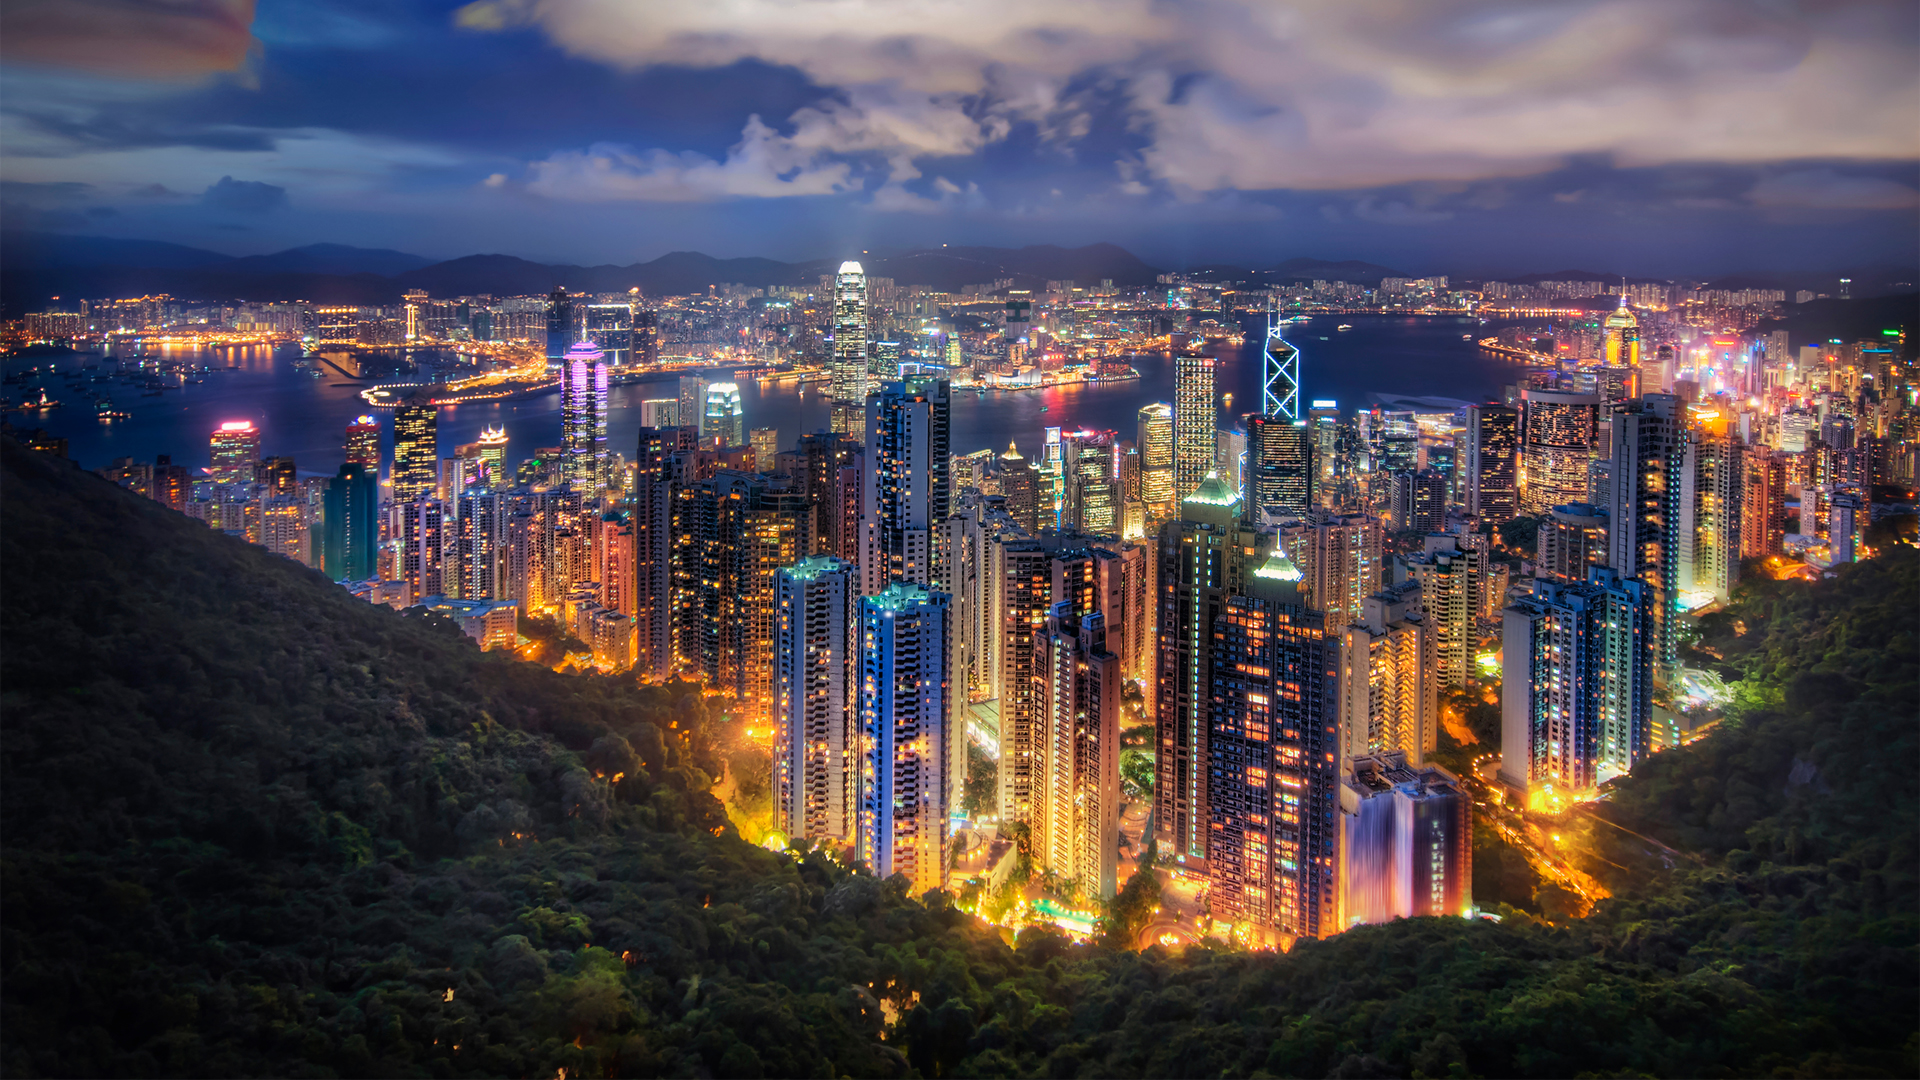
<box><xmin>1037</xmin><ymin>429</ymin><xmax>1066</xmax><ymax>531</ymax></box>
<box><xmin>1033</xmin><ymin>604</ymin><xmax>1122</xmax><ymax>898</ymax></box>
<box><xmin>795</xmin><ymin>432</ymin><xmax>855</xmax><ymax>557</ymax></box>
<box><xmin>1500</xmin><ymin>568</ymin><xmax>1651</xmax><ymax>799</ymax></box>
<box><xmin>392</xmin><ymin>391</ymin><xmax>439</xmax><ymax>503</ymax></box>
<box><xmin>400</xmin><ymin>497</ymin><xmax>447</xmax><ymax>606</ymax></box>
<box><xmin>750</xmin><ymin>427</ymin><xmax>780</xmax><ymax>468</ymax></box>
<box><xmin>995</xmin><ymin>535</ymin><xmax>1051</xmax><ymax>823</ymax></box>
<box><xmin>1680</xmin><ymin>428</ymin><xmax>1744</xmax><ymax>603</ymax></box>
<box><xmin>1062</xmin><ymin>428</ymin><xmax>1119</xmax><ymax>535</ymax></box>
<box><xmin>1004</xmin><ymin>291</ymin><xmax>1033</xmax><ymax>340</ymax></box>
<box><xmin>1340</xmin><ymin>584</ymin><xmax>1436</xmax><ymax>764</ymax></box>
<box><xmin>676</xmin><ymin>376</ymin><xmax>705</xmax><ymax>435</ymax></box>
<box><xmin>632</xmin><ymin>305</ymin><xmax>659</xmax><ymax>365</ymax></box>
<box><xmin>1398</xmin><ymin>534</ymin><xmax>1482</xmax><ymax>691</ymax></box>
<box><xmin>583</xmin><ymin>300</ymin><xmax>634</xmax><ymax>365</ymax></box>
<box><xmin>1263</xmin><ymin>317</ymin><xmax>1301</xmax><ymax>421</ymax></box>
<box><xmin>259</xmin><ymin>455</ymin><xmax>297</xmax><ymax>496</ymax></box>
<box><xmin>1300</xmin><ymin>513</ymin><xmax>1385</xmax><ymax>634</ymax></box>
<box><xmin>1156</xmin><ymin>473</ymin><xmax>1266</xmax><ymax>866</ymax></box>
<box><xmin>774</xmin><ymin>556</ymin><xmax>860</xmax><ymax>844</ymax></box>
<box><xmin>561</xmin><ymin>341</ymin><xmax>610</xmax><ymax>491</ymax></box>
<box><xmin>702</xmin><ymin>382</ymin><xmax>745</xmax><ymax>447</ymax></box>
<box><xmin>1137</xmin><ymin>403</ymin><xmax>1175</xmax><ymax>521</ymax></box>
<box><xmin>1215</xmin><ymin>427</ymin><xmax>1247</xmax><ymax>495</ymax></box>
<box><xmin>544</xmin><ymin>288</ymin><xmax>573</xmax><ymax>366</ymax></box>
<box><xmin>1206</xmin><ymin>544</ymin><xmax>1339</xmax><ymax>943</ymax></box>
<box><xmin>1602</xmin><ymin>296</ymin><xmax>1641</xmax><ymax>368</ymax></box>
<box><xmin>1537</xmin><ymin>503</ymin><xmax>1609</xmax><ymax>583</ymax></box>
<box><xmin>345</xmin><ymin>415</ymin><xmax>380</xmax><ymax>469</ymax></box>
<box><xmin>1174</xmin><ymin>356</ymin><xmax>1217</xmax><ymax>499</ymax></box>
<box><xmin>1829</xmin><ymin>492</ymin><xmax>1862</xmax><ymax>564</ymax></box>
<box><xmin>861</xmin><ymin>378</ymin><xmax>951</xmax><ymax>592</ymax></box>
<box><xmin>1000</xmin><ymin>442</ymin><xmax>1039</xmax><ymax>534</ymax></box>
<box><xmin>633</xmin><ymin>426</ymin><xmax>695</xmax><ymax>680</ymax></box>
<box><xmin>680</xmin><ymin>470</ymin><xmax>807</xmax><ymax>720</ymax></box>
<box><xmin>452</xmin><ymin>490</ymin><xmax>507</xmax><ymax>601</ymax></box>
<box><xmin>1463</xmin><ymin>404</ymin><xmax>1519</xmax><ymax>524</ymax></box>
<box><xmin>641</xmin><ymin>398</ymin><xmax>679</xmax><ymax>428</ymax></box>
<box><xmin>595</xmin><ymin>507</ymin><xmax>636</xmax><ymax>617</ymax></box>
<box><xmin>209</xmin><ymin>420</ymin><xmax>261</xmax><ymax>482</ymax></box>
<box><xmin>857</xmin><ymin>583</ymin><xmax>951</xmax><ymax>894</ymax></box>
<box><xmin>1389</xmin><ymin>469</ymin><xmax>1447</xmax><ymax>534</ymax></box>
<box><xmin>831</xmin><ymin>261</ymin><xmax>869</xmax><ymax>440</ymax></box>
<box><xmin>1376</xmin><ymin>413</ymin><xmax>1419</xmax><ymax>477</ymax></box>
<box><xmin>1246</xmin><ymin>416</ymin><xmax>1312</xmax><ymax>523</ymax></box>
<box><xmin>320</xmin><ymin>462</ymin><xmax>378</xmax><ymax>582</ymax></box>
<box><xmin>1307</xmin><ymin>402</ymin><xmax>1342</xmax><ymax>509</ymax></box>
<box><xmin>1338</xmin><ymin>752</ymin><xmax>1472</xmax><ymax>928</ymax></box>
<box><xmin>1520</xmin><ymin>390</ymin><xmax>1601</xmax><ymax>514</ymax></box>
<box><xmin>1604</xmin><ymin>394</ymin><xmax>1681</xmax><ymax>690</ymax></box>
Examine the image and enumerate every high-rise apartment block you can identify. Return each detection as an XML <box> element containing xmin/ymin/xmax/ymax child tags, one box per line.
<box><xmin>1174</xmin><ymin>356</ymin><xmax>1217</xmax><ymax>500</ymax></box>
<box><xmin>857</xmin><ymin>583</ymin><xmax>951</xmax><ymax>895</ymax></box>
<box><xmin>392</xmin><ymin>392</ymin><xmax>439</xmax><ymax>503</ymax></box>
<box><xmin>1396</xmin><ymin>534</ymin><xmax>1483</xmax><ymax>692</ymax></box>
<box><xmin>1339</xmin><ymin>583</ymin><xmax>1436</xmax><ymax>765</ymax></box>
<box><xmin>1463</xmin><ymin>404</ymin><xmax>1519</xmax><ymax>524</ymax></box>
<box><xmin>1338</xmin><ymin>752</ymin><xmax>1471</xmax><ymax>929</ymax></box>
<box><xmin>1033</xmin><ymin>604</ymin><xmax>1122</xmax><ymax>898</ymax></box>
<box><xmin>1536</xmin><ymin>503</ymin><xmax>1609</xmax><ymax>583</ymax></box>
<box><xmin>862</xmin><ymin>378</ymin><xmax>951</xmax><ymax>592</ymax></box>
<box><xmin>774</xmin><ymin>556</ymin><xmax>859</xmax><ymax>845</ymax></box>
<box><xmin>1604</xmin><ymin>394</ymin><xmax>1681</xmax><ymax>690</ymax></box>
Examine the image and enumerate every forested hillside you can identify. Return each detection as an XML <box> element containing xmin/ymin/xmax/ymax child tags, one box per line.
<box><xmin>1</xmin><ymin>437</ymin><xmax>1914</xmax><ymax>1078</ymax></box>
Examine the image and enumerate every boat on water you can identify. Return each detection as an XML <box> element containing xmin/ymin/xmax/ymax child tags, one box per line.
<box><xmin>1336</xmin><ymin>324</ymin><xmax>1354</xmax><ymax>331</ymax></box>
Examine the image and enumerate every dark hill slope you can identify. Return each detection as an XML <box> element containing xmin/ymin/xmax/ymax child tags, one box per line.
<box><xmin>1</xmin><ymin>438</ymin><xmax>1916</xmax><ymax>1078</ymax></box>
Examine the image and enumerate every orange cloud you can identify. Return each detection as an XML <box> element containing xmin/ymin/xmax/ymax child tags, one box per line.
<box><xmin>1</xmin><ymin>0</ymin><xmax>257</xmax><ymax>80</ymax></box>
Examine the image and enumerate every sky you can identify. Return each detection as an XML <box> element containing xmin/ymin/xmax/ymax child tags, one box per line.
<box><xmin>0</xmin><ymin>0</ymin><xmax>1916</xmax><ymax>277</ymax></box>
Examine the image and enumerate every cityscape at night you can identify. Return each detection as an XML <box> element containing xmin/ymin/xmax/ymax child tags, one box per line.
<box><xmin>1</xmin><ymin>1</ymin><xmax>1916</xmax><ymax>1077</ymax></box>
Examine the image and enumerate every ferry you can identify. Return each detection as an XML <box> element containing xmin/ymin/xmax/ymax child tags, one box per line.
<box><xmin>1336</xmin><ymin>324</ymin><xmax>1354</xmax><ymax>331</ymax></box>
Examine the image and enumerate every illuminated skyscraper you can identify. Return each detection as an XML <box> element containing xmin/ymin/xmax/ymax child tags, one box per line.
<box><xmin>1680</xmin><ymin>424</ymin><xmax>1743</xmax><ymax>605</ymax></box>
<box><xmin>678</xmin><ymin>376</ymin><xmax>704</xmax><ymax>434</ymax></box>
<box><xmin>1398</xmin><ymin>534</ymin><xmax>1483</xmax><ymax>692</ymax></box>
<box><xmin>452</xmin><ymin>489</ymin><xmax>507</xmax><ymax>601</ymax></box>
<box><xmin>320</xmin><ymin>462</ymin><xmax>378</xmax><ymax>582</ymax></box>
<box><xmin>544</xmin><ymin>287</ymin><xmax>573</xmax><ymax>368</ymax></box>
<box><xmin>345</xmin><ymin>415</ymin><xmax>381</xmax><ymax>469</ymax></box>
<box><xmin>1033</xmin><ymin>603</ymin><xmax>1122</xmax><ymax>899</ymax></box>
<box><xmin>1156</xmin><ymin>473</ymin><xmax>1265</xmax><ymax>866</ymax></box>
<box><xmin>583</xmin><ymin>299</ymin><xmax>634</xmax><ymax>365</ymax></box>
<box><xmin>562</xmin><ymin>341</ymin><xmax>610</xmax><ymax>491</ymax></box>
<box><xmin>392</xmin><ymin>392</ymin><xmax>439</xmax><ymax>503</ymax></box>
<box><xmin>1500</xmin><ymin>568</ymin><xmax>1651</xmax><ymax>799</ymax></box>
<box><xmin>1263</xmin><ymin>317</ymin><xmax>1302</xmax><ymax>421</ymax></box>
<box><xmin>702</xmin><ymin>382</ymin><xmax>745</xmax><ymax>448</ymax></box>
<box><xmin>1605</xmin><ymin>394</ymin><xmax>1682</xmax><ymax>690</ymax></box>
<box><xmin>1520</xmin><ymin>389</ymin><xmax>1601</xmax><ymax>514</ymax></box>
<box><xmin>1136</xmin><ymin>403</ymin><xmax>1175</xmax><ymax>520</ymax></box>
<box><xmin>999</xmin><ymin>441</ymin><xmax>1039</xmax><ymax>534</ymax></box>
<box><xmin>1338</xmin><ymin>752</ymin><xmax>1472</xmax><ymax>928</ymax></box>
<box><xmin>861</xmin><ymin>378</ymin><xmax>951</xmax><ymax>592</ymax></box>
<box><xmin>400</xmin><ymin>497</ymin><xmax>447</xmax><ymax>606</ymax></box>
<box><xmin>208</xmin><ymin>420</ymin><xmax>261</xmax><ymax>482</ymax></box>
<box><xmin>1246</xmin><ymin>415</ymin><xmax>1312</xmax><ymax>523</ymax></box>
<box><xmin>1062</xmin><ymin>429</ymin><xmax>1119</xmax><ymax>535</ymax></box>
<box><xmin>1602</xmin><ymin>296</ymin><xmax>1641</xmax><ymax>368</ymax></box>
<box><xmin>1300</xmin><ymin>513</ymin><xmax>1384</xmax><ymax>634</ymax></box>
<box><xmin>857</xmin><ymin>583</ymin><xmax>951</xmax><ymax>895</ymax></box>
<box><xmin>1174</xmin><ymin>356</ymin><xmax>1217</xmax><ymax>499</ymax></box>
<box><xmin>633</xmin><ymin>300</ymin><xmax>659</xmax><ymax>366</ymax></box>
<box><xmin>1339</xmin><ymin>585</ymin><xmax>1436</xmax><ymax>764</ymax></box>
<box><xmin>830</xmin><ymin>261</ymin><xmax>868</xmax><ymax>441</ymax></box>
<box><xmin>634</xmin><ymin>425</ymin><xmax>696</xmax><ymax>680</ymax></box>
<box><xmin>774</xmin><ymin>556</ymin><xmax>859</xmax><ymax>845</ymax></box>
<box><xmin>750</xmin><ymin>426</ymin><xmax>780</xmax><ymax>468</ymax></box>
<box><xmin>1206</xmin><ymin>544</ymin><xmax>1339</xmax><ymax>944</ymax></box>
<box><xmin>1536</xmin><ymin>503</ymin><xmax>1609</xmax><ymax>583</ymax></box>
<box><xmin>1463</xmin><ymin>403</ymin><xmax>1518</xmax><ymax>523</ymax></box>
<box><xmin>472</xmin><ymin>426</ymin><xmax>509</xmax><ymax>488</ymax></box>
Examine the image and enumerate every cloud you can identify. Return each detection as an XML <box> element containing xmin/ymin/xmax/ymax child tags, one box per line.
<box><xmin>460</xmin><ymin>0</ymin><xmax>1918</xmax><ymax>198</ymax></box>
<box><xmin>201</xmin><ymin>174</ymin><xmax>285</xmax><ymax>212</ymax></box>
<box><xmin>526</xmin><ymin>117</ymin><xmax>855</xmax><ymax>202</ymax></box>
<box><xmin>0</xmin><ymin>0</ymin><xmax>258</xmax><ymax>81</ymax></box>
<box><xmin>1748</xmin><ymin>167</ymin><xmax>1920</xmax><ymax>210</ymax></box>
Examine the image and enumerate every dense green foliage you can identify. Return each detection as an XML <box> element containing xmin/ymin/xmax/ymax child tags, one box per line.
<box><xmin>2</xmin><ymin>438</ymin><xmax>1915</xmax><ymax>1078</ymax></box>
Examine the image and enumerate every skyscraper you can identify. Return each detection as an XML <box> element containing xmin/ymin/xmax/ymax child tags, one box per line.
<box><xmin>400</xmin><ymin>497</ymin><xmax>447</xmax><ymax>606</ymax></box>
<box><xmin>678</xmin><ymin>376</ymin><xmax>704</xmax><ymax>435</ymax></box>
<box><xmin>472</xmin><ymin>426</ymin><xmax>508</xmax><ymax>488</ymax></box>
<box><xmin>831</xmin><ymin>261</ymin><xmax>868</xmax><ymax>441</ymax></box>
<box><xmin>774</xmin><ymin>556</ymin><xmax>859</xmax><ymax>845</ymax></box>
<box><xmin>1537</xmin><ymin>503</ymin><xmax>1609</xmax><ymax>583</ymax></box>
<box><xmin>583</xmin><ymin>300</ymin><xmax>634</xmax><ymax>365</ymax></box>
<box><xmin>1246</xmin><ymin>415</ymin><xmax>1312</xmax><ymax>523</ymax></box>
<box><xmin>750</xmin><ymin>426</ymin><xmax>780</xmax><ymax>468</ymax></box>
<box><xmin>392</xmin><ymin>392</ymin><xmax>439</xmax><ymax>504</ymax></box>
<box><xmin>857</xmin><ymin>583</ymin><xmax>951</xmax><ymax>895</ymax></box>
<box><xmin>1136</xmin><ymin>403</ymin><xmax>1175</xmax><ymax>521</ymax></box>
<box><xmin>1156</xmin><ymin>472</ymin><xmax>1265</xmax><ymax>866</ymax></box>
<box><xmin>1739</xmin><ymin>450</ymin><xmax>1788</xmax><ymax>559</ymax></box>
<box><xmin>320</xmin><ymin>462</ymin><xmax>378</xmax><ymax>582</ymax></box>
<box><xmin>861</xmin><ymin>378</ymin><xmax>951</xmax><ymax>592</ymax></box>
<box><xmin>1174</xmin><ymin>356</ymin><xmax>1217</xmax><ymax>500</ymax></box>
<box><xmin>1339</xmin><ymin>584</ymin><xmax>1436</xmax><ymax>764</ymax></box>
<box><xmin>1389</xmin><ymin>469</ymin><xmax>1447</xmax><ymax>534</ymax></box>
<box><xmin>1602</xmin><ymin>296</ymin><xmax>1641</xmax><ymax>368</ymax></box>
<box><xmin>1263</xmin><ymin>317</ymin><xmax>1302</xmax><ymax>421</ymax></box>
<box><xmin>702</xmin><ymin>382</ymin><xmax>745</xmax><ymax>448</ymax></box>
<box><xmin>208</xmin><ymin>420</ymin><xmax>261</xmax><ymax>483</ymax></box>
<box><xmin>1604</xmin><ymin>394</ymin><xmax>1681</xmax><ymax>690</ymax></box>
<box><xmin>345</xmin><ymin>415</ymin><xmax>380</xmax><ymax>470</ymax></box>
<box><xmin>1398</xmin><ymin>534</ymin><xmax>1483</xmax><ymax>692</ymax></box>
<box><xmin>1521</xmin><ymin>390</ymin><xmax>1601</xmax><ymax>514</ymax></box>
<box><xmin>1680</xmin><ymin>425</ymin><xmax>1744</xmax><ymax>604</ymax></box>
<box><xmin>1500</xmin><ymin>568</ymin><xmax>1651</xmax><ymax>800</ymax></box>
<box><xmin>1300</xmin><ymin>513</ymin><xmax>1385</xmax><ymax>634</ymax></box>
<box><xmin>999</xmin><ymin>442</ymin><xmax>1039</xmax><ymax>535</ymax></box>
<box><xmin>1206</xmin><ymin>544</ymin><xmax>1339</xmax><ymax>944</ymax></box>
<box><xmin>451</xmin><ymin>489</ymin><xmax>507</xmax><ymax>601</ymax></box>
<box><xmin>544</xmin><ymin>287</ymin><xmax>573</xmax><ymax>368</ymax></box>
<box><xmin>1338</xmin><ymin>752</ymin><xmax>1472</xmax><ymax>928</ymax></box>
<box><xmin>1033</xmin><ymin>604</ymin><xmax>1122</xmax><ymax>898</ymax></box>
<box><xmin>562</xmin><ymin>341</ymin><xmax>610</xmax><ymax>491</ymax></box>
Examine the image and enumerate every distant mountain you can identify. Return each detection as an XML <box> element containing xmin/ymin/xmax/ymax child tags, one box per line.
<box><xmin>1</xmin><ymin>231</ymin><xmax>234</xmax><ymax>270</ymax></box>
<box><xmin>1263</xmin><ymin>258</ymin><xmax>1407</xmax><ymax>285</ymax></box>
<box><xmin>225</xmin><ymin>243</ymin><xmax>434</xmax><ymax>277</ymax></box>
<box><xmin>1757</xmin><ymin>293</ymin><xmax>1919</xmax><ymax>350</ymax></box>
<box><xmin>860</xmin><ymin>243</ymin><xmax>1162</xmax><ymax>291</ymax></box>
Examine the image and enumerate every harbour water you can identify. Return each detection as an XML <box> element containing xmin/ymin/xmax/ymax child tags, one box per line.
<box><xmin>11</xmin><ymin>314</ymin><xmax>1527</xmax><ymax>477</ymax></box>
